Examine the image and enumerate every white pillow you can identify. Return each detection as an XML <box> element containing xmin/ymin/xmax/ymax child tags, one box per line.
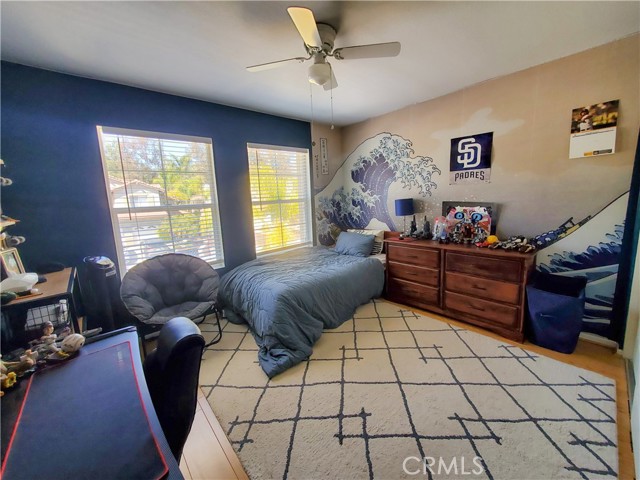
<box><xmin>348</xmin><ymin>229</ymin><xmax>384</xmax><ymax>255</ymax></box>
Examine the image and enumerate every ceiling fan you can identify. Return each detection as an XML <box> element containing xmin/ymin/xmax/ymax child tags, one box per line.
<box><xmin>246</xmin><ymin>6</ymin><xmax>401</xmax><ymax>90</ymax></box>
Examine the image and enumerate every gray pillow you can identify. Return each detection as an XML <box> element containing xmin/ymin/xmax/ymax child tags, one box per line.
<box><xmin>335</xmin><ymin>231</ymin><xmax>375</xmax><ymax>257</ymax></box>
<box><xmin>348</xmin><ymin>228</ymin><xmax>384</xmax><ymax>255</ymax></box>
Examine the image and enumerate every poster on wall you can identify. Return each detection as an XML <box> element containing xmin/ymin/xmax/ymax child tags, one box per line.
<box><xmin>569</xmin><ymin>99</ymin><xmax>619</xmax><ymax>159</ymax></box>
<box><xmin>449</xmin><ymin>132</ymin><xmax>493</xmax><ymax>185</ymax></box>
<box><xmin>320</xmin><ymin>138</ymin><xmax>329</xmax><ymax>175</ymax></box>
<box><xmin>313</xmin><ymin>149</ymin><xmax>320</xmax><ymax>182</ymax></box>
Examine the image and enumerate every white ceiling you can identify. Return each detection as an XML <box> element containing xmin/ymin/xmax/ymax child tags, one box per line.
<box><xmin>1</xmin><ymin>1</ymin><xmax>639</xmax><ymax>126</ymax></box>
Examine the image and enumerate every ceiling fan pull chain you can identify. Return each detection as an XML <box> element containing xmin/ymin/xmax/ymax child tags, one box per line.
<box><xmin>330</xmin><ymin>64</ymin><xmax>335</xmax><ymax>130</ymax></box>
<box><xmin>309</xmin><ymin>82</ymin><xmax>314</xmax><ymax>121</ymax></box>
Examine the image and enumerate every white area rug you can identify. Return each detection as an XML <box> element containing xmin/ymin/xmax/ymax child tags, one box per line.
<box><xmin>199</xmin><ymin>300</ymin><xmax>618</xmax><ymax>479</ymax></box>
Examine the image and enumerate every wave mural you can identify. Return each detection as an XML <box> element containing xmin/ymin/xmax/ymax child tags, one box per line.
<box><xmin>536</xmin><ymin>192</ymin><xmax>628</xmax><ymax>337</ymax></box>
<box><xmin>315</xmin><ymin>133</ymin><xmax>441</xmax><ymax>245</ymax></box>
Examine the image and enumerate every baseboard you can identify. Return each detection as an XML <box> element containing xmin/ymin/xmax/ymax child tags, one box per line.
<box><xmin>579</xmin><ymin>332</ymin><xmax>620</xmax><ymax>352</ymax></box>
<box><xmin>626</xmin><ymin>358</ymin><xmax>635</xmax><ymax>405</ymax></box>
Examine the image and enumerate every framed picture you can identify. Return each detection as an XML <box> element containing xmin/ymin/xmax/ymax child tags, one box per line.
<box><xmin>1</xmin><ymin>248</ymin><xmax>25</xmax><ymax>279</ymax></box>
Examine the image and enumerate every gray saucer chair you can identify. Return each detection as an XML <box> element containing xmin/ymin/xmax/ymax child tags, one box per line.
<box><xmin>120</xmin><ymin>253</ymin><xmax>222</xmax><ymax>354</ymax></box>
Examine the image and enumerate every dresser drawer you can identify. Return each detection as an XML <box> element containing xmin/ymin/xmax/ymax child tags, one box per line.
<box><xmin>444</xmin><ymin>291</ymin><xmax>518</xmax><ymax>328</ymax></box>
<box><xmin>388</xmin><ymin>262</ymin><xmax>439</xmax><ymax>287</ymax></box>
<box><xmin>388</xmin><ymin>278</ymin><xmax>439</xmax><ymax>306</ymax></box>
<box><xmin>446</xmin><ymin>253</ymin><xmax>521</xmax><ymax>283</ymax></box>
<box><xmin>445</xmin><ymin>272</ymin><xmax>520</xmax><ymax>304</ymax></box>
<box><xmin>387</xmin><ymin>245</ymin><xmax>440</xmax><ymax>269</ymax></box>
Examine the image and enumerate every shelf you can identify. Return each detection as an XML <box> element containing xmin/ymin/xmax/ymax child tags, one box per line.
<box><xmin>0</xmin><ymin>217</ymin><xmax>19</xmax><ymax>231</ymax></box>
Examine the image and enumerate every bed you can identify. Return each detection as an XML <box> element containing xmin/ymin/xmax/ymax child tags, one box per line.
<box><xmin>218</xmin><ymin>246</ymin><xmax>385</xmax><ymax>377</ymax></box>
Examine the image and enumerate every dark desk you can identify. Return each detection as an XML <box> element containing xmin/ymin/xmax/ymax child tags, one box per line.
<box><xmin>1</xmin><ymin>327</ymin><xmax>183</xmax><ymax>479</ymax></box>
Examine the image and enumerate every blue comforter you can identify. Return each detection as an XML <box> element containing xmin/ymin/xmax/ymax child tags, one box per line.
<box><xmin>218</xmin><ymin>247</ymin><xmax>384</xmax><ymax>377</ymax></box>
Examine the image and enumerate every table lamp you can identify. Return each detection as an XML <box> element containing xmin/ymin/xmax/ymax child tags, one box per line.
<box><xmin>395</xmin><ymin>198</ymin><xmax>414</xmax><ymax>235</ymax></box>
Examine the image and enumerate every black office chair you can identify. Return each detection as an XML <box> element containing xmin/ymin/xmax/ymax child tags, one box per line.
<box><xmin>143</xmin><ymin>317</ymin><xmax>205</xmax><ymax>462</ymax></box>
<box><xmin>120</xmin><ymin>253</ymin><xmax>222</xmax><ymax>354</ymax></box>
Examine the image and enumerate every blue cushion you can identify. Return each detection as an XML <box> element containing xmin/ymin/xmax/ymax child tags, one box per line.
<box><xmin>335</xmin><ymin>232</ymin><xmax>375</xmax><ymax>257</ymax></box>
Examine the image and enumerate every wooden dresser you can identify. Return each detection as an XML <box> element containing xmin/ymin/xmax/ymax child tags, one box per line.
<box><xmin>385</xmin><ymin>238</ymin><xmax>535</xmax><ymax>342</ymax></box>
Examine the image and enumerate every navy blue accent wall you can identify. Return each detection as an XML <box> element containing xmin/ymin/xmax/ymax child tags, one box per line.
<box><xmin>611</xmin><ymin>130</ymin><xmax>640</xmax><ymax>346</ymax></box>
<box><xmin>1</xmin><ymin>62</ymin><xmax>311</xmax><ymax>274</ymax></box>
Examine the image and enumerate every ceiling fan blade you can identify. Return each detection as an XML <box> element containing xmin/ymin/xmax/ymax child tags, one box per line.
<box><xmin>246</xmin><ymin>57</ymin><xmax>308</xmax><ymax>72</ymax></box>
<box><xmin>323</xmin><ymin>65</ymin><xmax>338</xmax><ymax>91</ymax></box>
<box><xmin>333</xmin><ymin>42</ymin><xmax>401</xmax><ymax>60</ymax></box>
<box><xmin>287</xmin><ymin>7</ymin><xmax>322</xmax><ymax>48</ymax></box>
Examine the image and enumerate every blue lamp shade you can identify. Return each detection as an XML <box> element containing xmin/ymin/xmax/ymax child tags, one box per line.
<box><xmin>395</xmin><ymin>198</ymin><xmax>414</xmax><ymax>216</ymax></box>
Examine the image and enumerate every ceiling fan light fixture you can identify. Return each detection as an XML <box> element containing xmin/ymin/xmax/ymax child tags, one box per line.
<box><xmin>308</xmin><ymin>62</ymin><xmax>331</xmax><ymax>86</ymax></box>
<box><xmin>247</xmin><ymin>6</ymin><xmax>400</xmax><ymax>93</ymax></box>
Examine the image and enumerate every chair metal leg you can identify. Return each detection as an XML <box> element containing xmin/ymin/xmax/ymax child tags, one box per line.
<box><xmin>138</xmin><ymin>323</ymin><xmax>162</xmax><ymax>358</ymax></box>
<box><xmin>203</xmin><ymin>309</ymin><xmax>222</xmax><ymax>348</ymax></box>
<box><xmin>140</xmin><ymin>332</ymin><xmax>148</xmax><ymax>357</ymax></box>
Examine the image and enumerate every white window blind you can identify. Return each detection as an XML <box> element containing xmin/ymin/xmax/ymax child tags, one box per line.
<box><xmin>97</xmin><ymin>126</ymin><xmax>224</xmax><ymax>272</ymax></box>
<box><xmin>247</xmin><ymin>144</ymin><xmax>312</xmax><ymax>255</ymax></box>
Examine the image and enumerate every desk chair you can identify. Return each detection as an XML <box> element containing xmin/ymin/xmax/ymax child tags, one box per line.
<box><xmin>120</xmin><ymin>253</ymin><xmax>222</xmax><ymax>354</ymax></box>
<box><xmin>143</xmin><ymin>317</ymin><xmax>205</xmax><ymax>462</ymax></box>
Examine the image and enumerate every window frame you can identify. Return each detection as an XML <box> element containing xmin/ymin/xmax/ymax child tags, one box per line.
<box><xmin>247</xmin><ymin>143</ymin><xmax>313</xmax><ymax>257</ymax></box>
<box><xmin>97</xmin><ymin>126</ymin><xmax>225</xmax><ymax>274</ymax></box>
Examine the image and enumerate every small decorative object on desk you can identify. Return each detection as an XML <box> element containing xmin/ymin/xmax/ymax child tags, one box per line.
<box><xmin>0</xmin><ymin>272</ymin><xmax>37</xmax><ymax>294</ymax></box>
<box><xmin>0</xmin><ymin>247</ymin><xmax>25</xmax><ymax>278</ymax></box>
<box><xmin>1</xmin><ymin>349</ymin><xmax>38</xmax><ymax>377</ymax></box>
<box><xmin>46</xmin><ymin>333</ymin><xmax>86</xmax><ymax>363</ymax></box>
<box><xmin>0</xmin><ymin>371</ymin><xmax>17</xmax><ymax>396</ymax></box>
<box><xmin>0</xmin><ymin>356</ymin><xmax>20</xmax><ymax>396</ymax></box>
<box><xmin>29</xmin><ymin>320</ymin><xmax>59</xmax><ymax>356</ymax></box>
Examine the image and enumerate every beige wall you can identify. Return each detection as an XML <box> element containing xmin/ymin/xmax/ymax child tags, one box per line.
<box><xmin>334</xmin><ymin>34</ymin><xmax>639</xmax><ymax>238</ymax></box>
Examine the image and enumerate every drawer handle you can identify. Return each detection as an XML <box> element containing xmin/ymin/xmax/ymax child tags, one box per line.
<box><xmin>472</xmin><ymin>284</ymin><xmax>487</xmax><ymax>291</ymax></box>
<box><xmin>403</xmin><ymin>287</ymin><xmax>424</xmax><ymax>295</ymax></box>
<box><xmin>474</xmin><ymin>306</ymin><xmax>486</xmax><ymax>311</ymax></box>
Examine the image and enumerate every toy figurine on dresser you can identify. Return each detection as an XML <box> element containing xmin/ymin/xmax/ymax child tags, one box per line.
<box><xmin>409</xmin><ymin>215</ymin><xmax>417</xmax><ymax>236</ymax></box>
<box><xmin>422</xmin><ymin>217</ymin><xmax>432</xmax><ymax>240</ymax></box>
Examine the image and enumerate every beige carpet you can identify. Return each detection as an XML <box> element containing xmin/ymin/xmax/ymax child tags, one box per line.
<box><xmin>199</xmin><ymin>299</ymin><xmax>618</xmax><ymax>480</ymax></box>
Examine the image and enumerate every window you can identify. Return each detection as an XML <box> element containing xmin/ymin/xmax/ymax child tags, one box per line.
<box><xmin>97</xmin><ymin>127</ymin><xmax>224</xmax><ymax>272</ymax></box>
<box><xmin>247</xmin><ymin>144</ymin><xmax>312</xmax><ymax>255</ymax></box>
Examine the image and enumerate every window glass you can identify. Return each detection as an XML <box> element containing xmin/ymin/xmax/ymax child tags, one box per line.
<box><xmin>247</xmin><ymin>144</ymin><xmax>312</xmax><ymax>255</ymax></box>
<box><xmin>98</xmin><ymin>127</ymin><xmax>224</xmax><ymax>271</ymax></box>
